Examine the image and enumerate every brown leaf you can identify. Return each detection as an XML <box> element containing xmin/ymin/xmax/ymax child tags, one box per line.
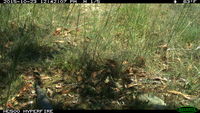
<box><xmin>186</xmin><ymin>43</ymin><xmax>193</xmax><ymax>49</ymax></box>
<box><xmin>167</xmin><ymin>90</ymin><xmax>193</xmax><ymax>100</ymax></box>
<box><xmin>40</xmin><ymin>76</ymin><xmax>51</xmax><ymax>80</ymax></box>
<box><xmin>53</xmin><ymin>27</ymin><xmax>62</xmax><ymax>36</ymax></box>
<box><xmin>127</xmin><ymin>83</ymin><xmax>140</xmax><ymax>88</ymax></box>
<box><xmin>23</xmin><ymin>76</ymin><xmax>34</xmax><ymax>80</ymax></box>
<box><xmin>61</xmin><ymin>90</ymin><xmax>70</xmax><ymax>94</ymax></box>
<box><xmin>54</xmin><ymin>40</ymin><xmax>65</xmax><ymax>43</ymax></box>
<box><xmin>91</xmin><ymin>72</ymin><xmax>98</xmax><ymax>79</ymax></box>
<box><xmin>176</xmin><ymin>58</ymin><xmax>181</xmax><ymax>62</ymax></box>
<box><xmin>55</xmin><ymin>83</ymin><xmax>63</xmax><ymax>89</ymax></box>
<box><xmin>137</xmin><ymin>72</ymin><xmax>147</xmax><ymax>77</ymax></box>
<box><xmin>68</xmin><ymin>94</ymin><xmax>74</xmax><ymax>98</ymax></box>
<box><xmin>20</xmin><ymin>101</ymin><xmax>34</xmax><ymax>108</ymax></box>
<box><xmin>159</xmin><ymin>44</ymin><xmax>168</xmax><ymax>50</ymax></box>
<box><xmin>122</xmin><ymin>61</ymin><xmax>129</xmax><ymax>65</ymax></box>
<box><xmin>4</xmin><ymin>41</ymin><xmax>13</xmax><ymax>48</ymax></box>
<box><xmin>128</xmin><ymin>72</ymin><xmax>134</xmax><ymax>76</ymax></box>
<box><xmin>7</xmin><ymin>103</ymin><xmax>14</xmax><ymax>109</ymax></box>
<box><xmin>91</xmin><ymin>70</ymin><xmax>104</xmax><ymax>79</ymax></box>
<box><xmin>20</xmin><ymin>84</ymin><xmax>29</xmax><ymax>92</ymax></box>
<box><xmin>113</xmin><ymin>88</ymin><xmax>120</xmax><ymax>92</ymax></box>
<box><xmin>47</xmin><ymin>88</ymin><xmax>53</xmax><ymax>97</ymax></box>
<box><xmin>77</xmin><ymin>75</ymin><xmax>83</xmax><ymax>82</ymax></box>
<box><xmin>56</xmin><ymin>27</ymin><xmax>62</xmax><ymax>32</ymax></box>
<box><xmin>76</xmin><ymin>28</ymin><xmax>80</xmax><ymax>32</ymax></box>
<box><xmin>162</xmin><ymin>63</ymin><xmax>169</xmax><ymax>71</ymax></box>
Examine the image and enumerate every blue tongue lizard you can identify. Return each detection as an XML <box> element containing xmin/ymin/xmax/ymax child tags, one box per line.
<box><xmin>34</xmin><ymin>72</ymin><xmax>53</xmax><ymax>109</ymax></box>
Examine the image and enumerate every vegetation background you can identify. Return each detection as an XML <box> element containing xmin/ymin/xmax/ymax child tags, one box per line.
<box><xmin>0</xmin><ymin>4</ymin><xmax>200</xmax><ymax>109</ymax></box>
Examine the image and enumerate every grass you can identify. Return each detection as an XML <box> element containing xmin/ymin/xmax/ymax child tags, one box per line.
<box><xmin>0</xmin><ymin>4</ymin><xmax>199</xmax><ymax>110</ymax></box>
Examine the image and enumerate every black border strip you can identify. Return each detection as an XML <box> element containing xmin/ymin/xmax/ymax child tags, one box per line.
<box><xmin>1</xmin><ymin>0</ymin><xmax>199</xmax><ymax>3</ymax></box>
<box><xmin>0</xmin><ymin>110</ymin><xmax>179</xmax><ymax>113</ymax></box>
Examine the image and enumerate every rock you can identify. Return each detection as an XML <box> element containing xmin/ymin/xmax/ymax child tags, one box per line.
<box><xmin>136</xmin><ymin>93</ymin><xmax>167</xmax><ymax>110</ymax></box>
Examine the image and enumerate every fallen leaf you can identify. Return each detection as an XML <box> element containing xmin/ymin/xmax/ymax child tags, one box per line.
<box><xmin>104</xmin><ymin>76</ymin><xmax>110</xmax><ymax>83</ymax></box>
<box><xmin>31</xmin><ymin>90</ymin><xmax>36</xmax><ymax>94</ymax></box>
<box><xmin>53</xmin><ymin>27</ymin><xmax>62</xmax><ymax>36</ymax></box>
<box><xmin>122</xmin><ymin>61</ymin><xmax>129</xmax><ymax>65</ymax></box>
<box><xmin>4</xmin><ymin>41</ymin><xmax>13</xmax><ymax>48</ymax></box>
<box><xmin>178</xmin><ymin>78</ymin><xmax>187</xmax><ymax>83</ymax></box>
<box><xmin>137</xmin><ymin>73</ymin><xmax>147</xmax><ymax>77</ymax></box>
<box><xmin>23</xmin><ymin>76</ymin><xmax>35</xmax><ymax>80</ymax></box>
<box><xmin>55</xmin><ymin>83</ymin><xmax>63</xmax><ymax>89</ymax></box>
<box><xmin>76</xmin><ymin>28</ymin><xmax>80</xmax><ymax>32</ymax></box>
<box><xmin>176</xmin><ymin>58</ymin><xmax>181</xmax><ymax>62</ymax></box>
<box><xmin>77</xmin><ymin>75</ymin><xmax>83</xmax><ymax>82</ymax></box>
<box><xmin>72</xmin><ymin>42</ymin><xmax>77</xmax><ymax>47</ymax></box>
<box><xmin>47</xmin><ymin>88</ymin><xmax>53</xmax><ymax>97</ymax></box>
<box><xmin>10</xmin><ymin>97</ymin><xmax>16</xmax><ymax>103</ymax></box>
<box><xmin>152</xmin><ymin>77</ymin><xmax>167</xmax><ymax>82</ymax></box>
<box><xmin>91</xmin><ymin>72</ymin><xmax>98</xmax><ymax>79</ymax></box>
<box><xmin>68</xmin><ymin>94</ymin><xmax>74</xmax><ymax>97</ymax></box>
<box><xmin>6</xmin><ymin>103</ymin><xmax>14</xmax><ymax>109</ymax></box>
<box><xmin>167</xmin><ymin>90</ymin><xmax>193</xmax><ymax>100</ymax></box>
<box><xmin>128</xmin><ymin>72</ymin><xmax>134</xmax><ymax>76</ymax></box>
<box><xmin>53</xmin><ymin>40</ymin><xmax>65</xmax><ymax>43</ymax></box>
<box><xmin>159</xmin><ymin>44</ymin><xmax>168</xmax><ymax>50</ymax></box>
<box><xmin>61</xmin><ymin>90</ymin><xmax>70</xmax><ymax>94</ymax></box>
<box><xmin>40</xmin><ymin>76</ymin><xmax>51</xmax><ymax>80</ymax></box>
<box><xmin>186</xmin><ymin>43</ymin><xmax>193</xmax><ymax>49</ymax></box>
<box><xmin>63</xmin><ymin>31</ymin><xmax>70</xmax><ymax>36</ymax></box>
<box><xmin>113</xmin><ymin>88</ymin><xmax>120</xmax><ymax>92</ymax></box>
<box><xmin>195</xmin><ymin>46</ymin><xmax>200</xmax><ymax>50</ymax></box>
<box><xmin>127</xmin><ymin>83</ymin><xmax>140</xmax><ymax>88</ymax></box>
<box><xmin>20</xmin><ymin>101</ymin><xmax>34</xmax><ymax>108</ymax></box>
<box><xmin>91</xmin><ymin>70</ymin><xmax>104</xmax><ymax>79</ymax></box>
<box><xmin>162</xmin><ymin>63</ymin><xmax>169</xmax><ymax>71</ymax></box>
<box><xmin>56</xmin><ymin>27</ymin><xmax>62</xmax><ymax>32</ymax></box>
<box><xmin>55</xmin><ymin>89</ymin><xmax>62</xmax><ymax>93</ymax></box>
